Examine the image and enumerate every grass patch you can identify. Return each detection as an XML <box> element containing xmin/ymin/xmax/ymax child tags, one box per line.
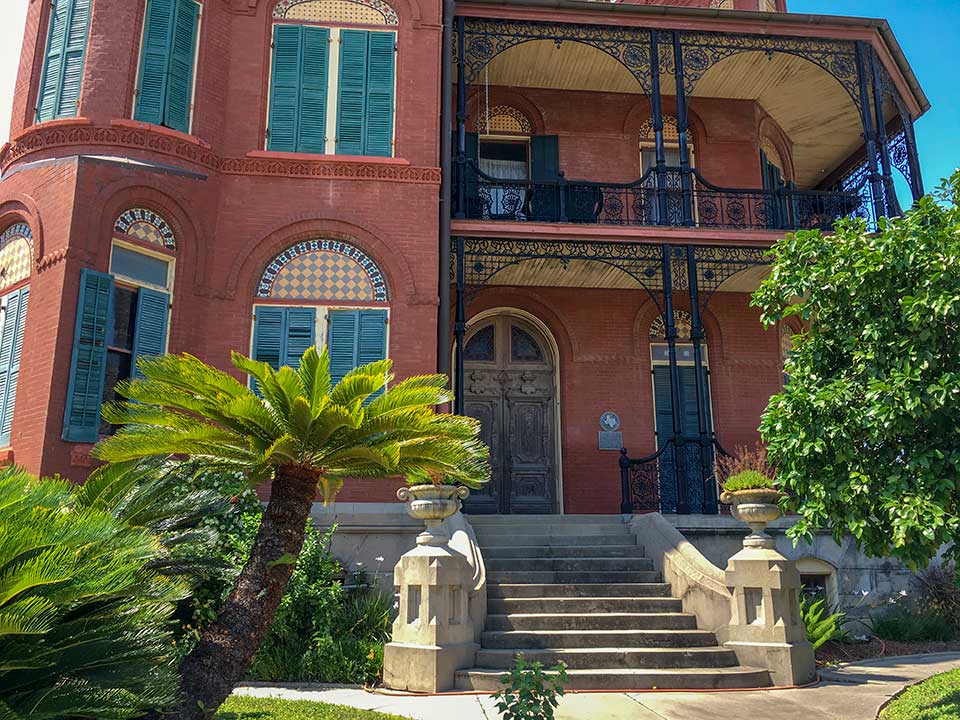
<box><xmin>880</xmin><ymin>668</ymin><xmax>960</xmax><ymax>720</ymax></box>
<box><xmin>217</xmin><ymin>695</ymin><xmax>410</xmax><ymax>720</ymax></box>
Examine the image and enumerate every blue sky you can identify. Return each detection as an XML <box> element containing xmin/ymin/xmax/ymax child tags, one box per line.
<box><xmin>792</xmin><ymin>0</ymin><xmax>959</xmax><ymax>194</ymax></box>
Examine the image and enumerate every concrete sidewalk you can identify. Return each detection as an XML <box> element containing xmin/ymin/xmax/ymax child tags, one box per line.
<box><xmin>233</xmin><ymin>652</ymin><xmax>960</xmax><ymax>720</ymax></box>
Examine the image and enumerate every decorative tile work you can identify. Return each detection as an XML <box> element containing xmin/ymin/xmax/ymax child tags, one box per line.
<box><xmin>257</xmin><ymin>240</ymin><xmax>388</xmax><ymax>302</ymax></box>
<box><xmin>638</xmin><ymin>115</ymin><xmax>680</xmax><ymax>142</ymax></box>
<box><xmin>760</xmin><ymin>137</ymin><xmax>785</xmax><ymax>172</ymax></box>
<box><xmin>649</xmin><ymin>310</ymin><xmax>697</xmax><ymax>342</ymax></box>
<box><xmin>0</xmin><ymin>223</ymin><xmax>32</xmax><ymax>292</ymax></box>
<box><xmin>273</xmin><ymin>0</ymin><xmax>399</xmax><ymax>25</ymax></box>
<box><xmin>477</xmin><ymin>106</ymin><xmax>531</xmax><ymax>135</ymax></box>
<box><xmin>114</xmin><ymin>208</ymin><xmax>176</xmax><ymax>250</ymax></box>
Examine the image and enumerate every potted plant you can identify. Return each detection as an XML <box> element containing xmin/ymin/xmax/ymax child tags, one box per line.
<box><xmin>717</xmin><ymin>446</ymin><xmax>783</xmax><ymax>549</ymax></box>
<box><xmin>398</xmin><ymin>472</ymin><xmax>473</xmax><ymax>545</ymax></box>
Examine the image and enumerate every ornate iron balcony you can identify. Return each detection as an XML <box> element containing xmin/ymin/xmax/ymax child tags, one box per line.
<box><xmin>456</xmin><ymin>162</ymin><xmax>869</xmax><ymax>232</ymax></box>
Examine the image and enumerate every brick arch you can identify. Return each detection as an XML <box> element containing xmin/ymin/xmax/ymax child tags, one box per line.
<box><xmin>0</xmin><ymin>196</ymin><xmax>44</xmax><ymax>263</ymax></box>
<box><xmin>466</xmin><ymin>88</ymin><xmax>546</xmax><ymax>136</ymax></box>
<box><xmin>631</xmin><ymin>296</ymin><xmax>726</xmax><ymax>365</ymax></box>
<box><xmin>256</xmin><ymin>239</ymin><xmax>388</xmax><ymax>303</ymax></box>
<box><xmin>758</xmin><ymin>114</ymin><xmax>795</xmax><ymax>184</ymax></box>
<box><xmin>229</xmin><ymin>218</ymin><xmax>417</xmax><ymax>304</ymax></box>
<box><xmin>622</xmin><ymin>99</ymin><xmax>708</xmax><ymax>157</ymax></box>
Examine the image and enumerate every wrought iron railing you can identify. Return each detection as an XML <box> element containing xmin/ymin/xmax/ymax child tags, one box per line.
<box><xmin>619</xmin><ymin>438</ymin><xmax>726</xmax><ymax>515</ymax></box>
<box><xmin>457</xmin><ymin>161</ymin><xmax>868</xmax><ymax>231</ymax></box>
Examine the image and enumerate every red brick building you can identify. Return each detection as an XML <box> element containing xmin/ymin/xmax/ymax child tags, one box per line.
<box><xmin>0</xmin><ymin>0</ymin><xmax>927</xmax><ymax>516</ymax></box>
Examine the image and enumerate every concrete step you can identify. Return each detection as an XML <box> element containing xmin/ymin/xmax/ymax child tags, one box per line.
<box><xmin>485</xmin><ymin>557</ymin><xmax>654</xmax><ymax>572</ymax></box>
<box><xmin>455</xmin><ymin>666</ymin><xmax>771</xmax><ymax>691</ymax></box>
<box><xmin>488</xmin><ymin>570</ymin><xmax>661</xmax><ymax>584</ymax></box>
<box><xmin>468</xmin><ymin>515</ymin><xmax>627</xmax><ymax>526</ymax></box>
<box><xmin>488</xmin><ymin>596</ymin><xmax>683</xmax><ymax>615</ymax></box>
<box><xmin>482</xmin><ymin>544</ymin><xmax>643</xmax><ymax>559</ymax></box>
<box><xmin>476</xmin><ymin>533</ymin><xmax>638</xmax><ymax>547</ymax></box>
<box><xmin>487</xmin><ymin>583</ymin><xmax>673</xmax><ymax>599</ymax></box>
<box><xmin>473</xmin><ymin>526</ymin><xmax>633</xmax><ymax>540</ymax></box>
<box><xmin>485</xmin><ymin>612</ymin><xmax>698</xmax><ymax>632</ymax></box>
<box><xmin>473</xmin><ymin>646</ymin><xmax>741</xmax><ymax>670</ymax></box>
<box><xmin>480</xmin><ymin>629</ymin><xmax>718</xmax><ymax>649</ymax></box>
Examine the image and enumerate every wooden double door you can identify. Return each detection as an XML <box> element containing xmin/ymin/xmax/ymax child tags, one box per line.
<box><xmin>461</xmin><ymin>316</ymin><xmax>557</xmax><ymax>514</ymax></box>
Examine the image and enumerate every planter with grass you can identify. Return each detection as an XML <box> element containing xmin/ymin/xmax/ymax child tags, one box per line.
<box><xmin>719</xmin><ymin>470</ymin><xmax>784</xmax><ymax>549</ymax></box>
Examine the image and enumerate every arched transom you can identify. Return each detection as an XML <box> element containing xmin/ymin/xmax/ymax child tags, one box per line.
<box><xmin>0</xmin><ymin>223</ymin><xmax>32</xmax><ymax>292</ymax></box>
<box><xmin>273</xmin><ymin>0</ymin><xmax>398</xmax><ymax>25</ymax></box>
<box><xmin>114</xmin><ymin>208</ymin><xmax>176</xmax><ymax>250</ymax></box>
<box><xmin>257</xmin><ymin>239</ymin><xmax>389</xmax><ymax>303</ymax></box>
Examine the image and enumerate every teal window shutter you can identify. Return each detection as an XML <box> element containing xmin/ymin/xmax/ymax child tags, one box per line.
<box><xmin>252</xmin><ymin>306</ymin><xmax>316</xmax><ymax>372</ymax></box>
<box><xmin>336</xmin><ymin>30</ymin><xmax>368</xmax><ymax>156</ymax></box>
<box><xmin>327</xmin><ymin>309</ymin><xmax>359</xmax><ymax>387</ymax></box>
<box><xmin>63</xmin><ymin>269</ymin><xmax>114</xmax><ymax>442</ymax></box>
<box><xmin>130</xmin><ymin>287</ymin><xmax>170</xmax><ymax>379</ymax></box>
<box><xmin>135</xmin><ymin>0</ymin><xmax>175</xmax><ymax>126</ymax></box>
<box><xmin>364</xmin><ymin>32</ymin><xmax>395</xmax><ymax>157</ymax></box>
<box><xmin>268</xmin><ymin>25</ymin><xmax>303</xmax><ymax>152</ymax></box>
<box><xmin>337</xmin><ymin>30</ymin><xmax>395</xmax><ymax>157</ymax></box>
<box><xmin>0</xmin><ymin>287</ymin><xmax>29</xmax><ymax>446</ymax></box>
<box><xmin>164</xmin><ymin>0</ymin><xmax>200</xmax><ymax>133</ymax></box>
<box><xmin>298</xmin><ymin>27</ymin><xmax>329</xmax><ymax>154</ymax></box>
<box><xmin>37</xmin><ymin>0</ymin><xmax>91</xmax><ymax>122</ymax></box>
<box><xmin>135</xmin><ymin>0</ymin><xmax>199</xmax><ymax>132</ymax></box>
<box><xmin>357</xmin><ymin>310</ymin><xmax>387</xmax><ymax>365</ymax></box>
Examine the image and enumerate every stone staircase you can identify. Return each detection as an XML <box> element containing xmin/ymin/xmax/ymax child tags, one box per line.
<box><xmin>455</xmin><ymin>515</ymin><xmax>770</xmax><ymax>691</ymax></box>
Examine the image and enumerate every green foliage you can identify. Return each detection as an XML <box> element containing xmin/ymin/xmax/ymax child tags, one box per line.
<box><xmin>799</xmin><ymin>595</ymin><xmax>847</xmax><ymax>650</ymax></box>
<box><xmin>871</xmin><ymin>606</ymin><xmax>957</xmax><ymax>642</ymax></box>
<box><xmin>915</xmin><ymin>564</ymin><xmax>960</xmax><ymax>630</ymax></box>
<box><xmin>753</xmin><ymin>173</ymin><xmax>960</xmax><ymax>570</ymax></box>
<box><xmin>880</xmin><ymin>667</ymin><xmax>960</xmax><ymax>720</ymax></box>
<box><xmin>722</xmin><ymin>470</ymin><xmax>777</xmax><ymax>493</ymax></box>
<box><xmin>217</xmin><ymin>695</ymin><xmax>409</xmax><ymax>719</ymax></box>
<box><xmin>0</xmin><ymin>466</ymin><xmax>185</xmax><ymax>719</ymax></box>
<box><xmin>492</xmin><ymin>655</ymin><xmax>568</xmax><ymax>720</ymax></box>
<box><xmin>94</xmin><ymin>346</ymin><xmax>491</xmax><ymax>501</ymax></box>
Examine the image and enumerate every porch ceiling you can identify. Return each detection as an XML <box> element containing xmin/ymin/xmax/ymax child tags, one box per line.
<box><xmin>471</xmin><ymin>41</ymin><xmax>879</xmax><ymax>187</ymax></box>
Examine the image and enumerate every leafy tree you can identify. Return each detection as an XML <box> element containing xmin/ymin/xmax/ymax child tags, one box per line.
<box><xmin>94</xmin><ymin>347</ymin><xmax>490</xmax><ymax>719</ymax></box>
<box><xmin>753</xmin><ymin>173</ymin><xmax>960</xmax><ymax>570</ymax></box>
<box><xmin>0</xmin><ymin>466</ymin><xmax>186</xmax><ymax>719</ymax></box>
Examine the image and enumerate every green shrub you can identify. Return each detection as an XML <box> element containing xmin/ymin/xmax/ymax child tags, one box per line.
<box><xmin>492</xmin><ymin>655</ymin><xmax>568</xmax><ymax>720</ymax></box>
<box><xmin>915</xmin><ymin>564</ymin><xmax>960</xmax><ymax>631</ymax></box>
<box><xmin>0</xmin><ymin>466</ymin><xmax>185</xmax><ymax>719</ymax></box>
<box><xmin>872</xmin><ymin>606</ymin><xmax>957</xmax><ymax>642</ymax></box>
<box><xmin>722</xmin><ymin>470</ymin><xmax>777</xmax><ymax>493</ymax></box>
<box><xmin>800</xmin><ymin>595</ymin><xmax>847</xmax><ymax>650</ymax></box>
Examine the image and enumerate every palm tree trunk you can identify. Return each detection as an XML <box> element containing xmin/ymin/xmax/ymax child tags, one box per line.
<box><xmin>159</xmin><ymin>465</ymin><xmax>318</xmax><ymax>719</ymax></box>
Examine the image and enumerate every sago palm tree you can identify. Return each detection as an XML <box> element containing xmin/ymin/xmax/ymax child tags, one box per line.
<box><xmin>94</xmin><ymin>347</ymin><xmax>490</xmax><ymax>719</ymax></box>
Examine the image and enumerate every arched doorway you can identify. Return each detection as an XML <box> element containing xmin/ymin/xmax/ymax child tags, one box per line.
<box><xmin>461</xmin><ymin>311</ymin><xmax>559</xmax><ymax>514</ymax></box>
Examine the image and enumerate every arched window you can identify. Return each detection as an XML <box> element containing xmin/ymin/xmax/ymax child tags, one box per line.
<box><xmin>63</xmin><ymin>209</ymin><xmax>176</xmax><ymax>442</ymax></box>
<box><xmin>473</xmin><ymin>105</ymin><xmax>533</xmax><ymax>219</ymax></box>
<box><xmin>133</xmin><ymin>0</ymin><xmax>202</xmax><ymax>134</ymax></box>
<box><xmin>36</xmin><ymin>0</ymin><xmax>91</xmax><ymax>123</ymax></box>
<box><xmin>267</xmin><ymin>0</ymin><xmax>398</xmax><ymax>157</ymax></box>
<box><xmin>797</xmin><ymin>557</ymin><xmax>839</xmax><ymax>605</ymax></box>
<box><xmin>0</xmin><ymin>223</ymin><xmax>32</xmax><ymax>446</ymax></box>
<box><xmin>253</xmin><ymin>239</ymin><xmax>389</xmax><ymax>387</ymax></box>
<box><xmin>638</xmin><ymin>115</ymin><xmax>696</xmax><ymax>173</ymax></box>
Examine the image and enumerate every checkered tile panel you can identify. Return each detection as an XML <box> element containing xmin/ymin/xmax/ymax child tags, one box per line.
<box><xmin>123</xmin><ymin>221</ymin><xmax>167</xmax><ymax>247</ymax></box>
<box><xmin>114</xmin><ymin>208</ymin><xmax>176</xmax><ymax>250</ymax></box>
<box><xmin>270</xmin><ymin>251</ymin><xmax>375</xmax><ymax>301</ymax></box>
<box><xmin>0</xmin><ymin>237</ymin><xmax>31</xmax><ymax>292</ymax></box>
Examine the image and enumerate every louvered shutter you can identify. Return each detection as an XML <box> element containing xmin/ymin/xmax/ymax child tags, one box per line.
<box><xmin>252</xmin><ymin>306</ymin><xmax>285</xmax><ymax>370</ymax></box>
<box><xmin>297</xmin><ymin>27</ymin><xmax>329</xmax><ymax>153</ymax></box>
<box><xmin>135</xmin><ymin>0</ymin><xmax>176</xmax><ymax>126</ymax></box>
<box><xmin>130</xmin><ymin>288</ymin><xmax>169</xmax><ymax>379</ymax></box>
<box><xmin>37</xmin><ymin>0</ymin><xmax>90</xmax><ymax>122</ymax></box>
<box><xmin>530</xmin><ymin>135</ymin><xmax>561</xmax><ymax>221</ymax></box>
<box><xmin>327</xmin><ymin>310</ymin><xmax>359</xmax><ymax>387</ymax></box>
<box><xmin>164</xmin><ymin>0</ymin><xmax>200</xmax><ymax>133</ymax></box>
<box><xmin>0</xmin><ymin>288</ymin><xmax>29</xmax><ymax>446</ymax></box>
<box><xmin>63</xmin><ymin>269</ymin><xmax>114</xmax><ymax>442</ymax></box>
<box><xmin>358</xmin><ymin>309</ymin><xmax>387</xmax><ymax>399</ymax></box>
<box><xmin>364</xmin><ymin>31</ymin><xmax>395</xmax><ymax>157</ymax></box>
<box><xmin>336</xmin><ymin>30</ymin><xmax>368</xmax><ymax>155</ymax></box>
<box><xmin>282</xmin><ymin>307</ymin><xmax>316</xmax><ymax>369</ymax></box>
<box><xmin>652</xmin><ymin>365</ymin><xmax>675</xmax><ymax>445</ymax></box>
<box><xmin>268</xmin><ymin>25</ymin><xmax>302</xmax><ymax>152</ymax></box>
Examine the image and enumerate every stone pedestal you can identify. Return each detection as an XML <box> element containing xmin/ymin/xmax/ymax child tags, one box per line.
<box><xmin>382</xmin><ymin>541</ymin><xmax>479</xmax><ymax>692</ymax></box>
<box><xmin>720</xmin><ymin>545</ymin><xmax>816</xmax><ymax>686</ymax></box>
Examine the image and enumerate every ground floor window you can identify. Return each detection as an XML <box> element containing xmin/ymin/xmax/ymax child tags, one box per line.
<box><xmin>0</xmin><ymin>286</ymin><xmax>29</xmax><ymax>446</ymax></box>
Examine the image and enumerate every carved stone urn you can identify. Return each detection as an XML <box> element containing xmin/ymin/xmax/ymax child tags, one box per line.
<box><xmin>397</xmin><ymin>484</ymin><xmax>470</xmax><ymax>545</ymax></box>
<box><xmin>720</xmin><ymin>488</ymin><xmax>784</xmax><ymax>549</ymax></box>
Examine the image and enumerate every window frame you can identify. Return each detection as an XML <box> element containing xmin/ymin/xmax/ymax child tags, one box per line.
<box><xmin>265</xmin><ymin>14</ymin><xmax>398</xmax><ymax>157</ymax></box>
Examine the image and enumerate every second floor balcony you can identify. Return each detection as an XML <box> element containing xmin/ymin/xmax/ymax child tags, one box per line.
<box><xmin>450</xmin><ymin>7</ymin><xmax>927</xmax><ymax>234</ymax></box>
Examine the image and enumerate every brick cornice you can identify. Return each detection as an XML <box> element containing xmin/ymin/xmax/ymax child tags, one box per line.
<box><xmin>1</xmin><ymin>121</ymin><xmax>441</xmax><ymax>185</ymax></box>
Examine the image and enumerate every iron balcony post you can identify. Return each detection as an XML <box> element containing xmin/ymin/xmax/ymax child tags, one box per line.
<box><xmin>855</xmin><ymin>41</ymin><xmax>886</xmax><ymax>225</ymax></box>
<box><xmin>906</xmin><ymin>118</ymin><xmax>924</xmax><ymax>201</ymax></box>
<box><xmin>558</xmin><ymin>171</ymin><xmax>568</xmax><ymax>223</ymax></box>
<box><xmin>620</xmin><ymin>448</ymin><xmax>633</xmax><ymax>515</ymax></box>
<box><xmin>662</xmin><ymin>244</ymin><xmax>688</xmax><ymax>514</ymax></box>
<box><xmin>672</xmin><ymin>32</ymin><xmax>694</xmax><ymax>227</ymax></box>
<box><xmin>650</xmin><ymin>30</ymin><xmax>668</xmax><ymax>225</ymax></box>
<box><xmin>869</xmin><ymin>47</ymin><xmax>899</xmax><ymax>216</ymax></box>
<box><xmin>686</xmin><ymin>246</ymin><xmax>716</xmax><ymax>514</ymax></box>
<box><xmin>455</xmin><ymin>17</ymin><xmax>467</xmax><ymax>219</ymax></box>
<box><xmin>453</xmin><ymin>236</ymin><xmax>467</xmax><ymax>415</ymax></box>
